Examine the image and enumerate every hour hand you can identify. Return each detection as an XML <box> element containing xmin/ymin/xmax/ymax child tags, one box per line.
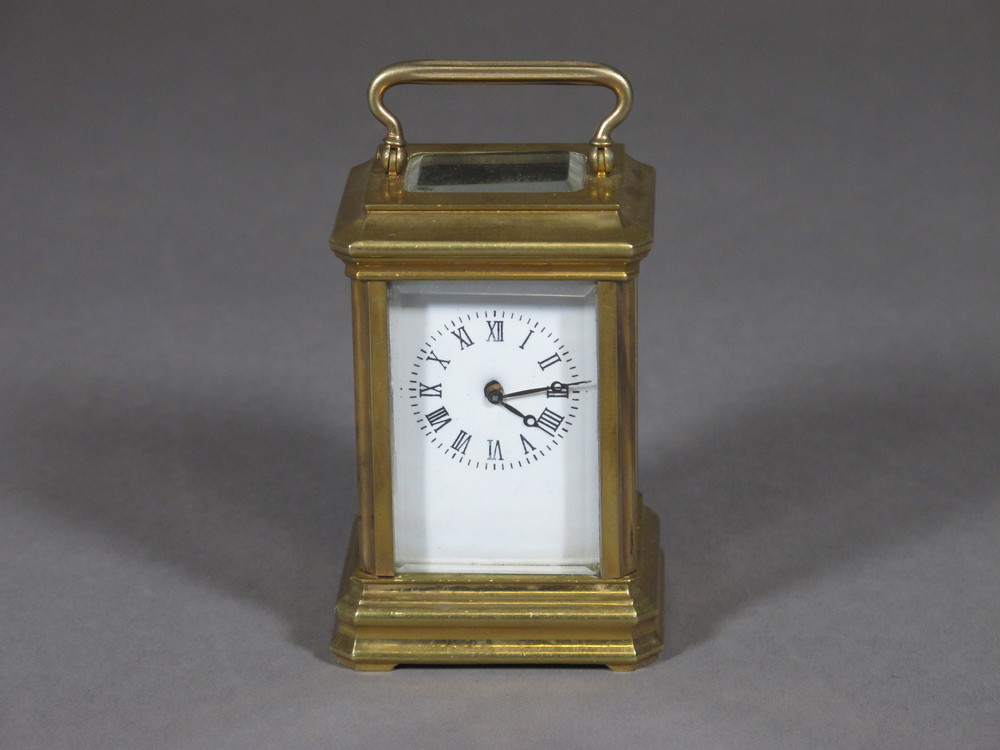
<box><xmin>500</xmin><ymin>401</ymin><xmax>528</xmax><ymax>420</ymax></box>
<box><xmin>500</xmin><ymin>401</ymin><xmax>543</xmax><ymax>430</ymax></box>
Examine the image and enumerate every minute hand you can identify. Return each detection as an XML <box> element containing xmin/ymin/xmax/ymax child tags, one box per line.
<box><xmin>503</xmin><ymin>380</ymin><xmax>592</xmax><ymax>399</ymax></box>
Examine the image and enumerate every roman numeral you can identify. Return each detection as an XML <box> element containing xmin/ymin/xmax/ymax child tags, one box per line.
<box><xmin>534</xmin><ymin>408</ymin><xmax>565</xmax><ymax>437</ymax></box>
<box><xmin>520</xmin><ymin>433</ymin><xmax>537</xmax><ymax>454</ymax></box>
<box><xmin>450</xmin><ymin>326</ymin><xmax>474</xmax><ymax>349</ymax></box>
<box><xmin>425</xmin><ymin>350</ymin><xmax>450</xmax><ymax>369</ymax></box>
<box><xmin>486</xmin><ymin>320</ymin><xmax>504</xmax><ymax>342</ymax></box>
<box><xmin>519</xmin><ymin>329</ymin><xmax>535</xmax><ymax>350</ymax></box>
<box><xmin>487</xmin><ymin>439</ymin><xmax>503</xmax><ymax>460</ymax></box>
<box><xmin>418</xmin><ymin>382</ymin><xmax>442</xmax><ymax>397</ymax></box>
<box><xmin>450</xmin><ymin>429</ymin><xmax>472</xmax><ymax>455</ymax></box>
<box><xmin>424</xmin><ymin>406</ymin><xmax>452</xmax><ymax>432</ymax></box>
<box><xmin>546</xmin><ymin>382</ymin><xmax>570</xmax><ymax>398</ymax></box>
<box><xmin>537</xmin><ymin>352</ymin><xmax>562</xmax><ymax>370</ymax></box>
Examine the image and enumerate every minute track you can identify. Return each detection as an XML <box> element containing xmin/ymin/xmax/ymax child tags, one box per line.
<box><xmin>409</xmin><ymin>309</ymin><xmax>585</xmax><ymax>470</ymax></box>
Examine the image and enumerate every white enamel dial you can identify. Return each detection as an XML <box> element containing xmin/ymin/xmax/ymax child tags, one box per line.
<box><xmin>409</xmin><ymin>311</ymin><xmax>587</xmax><ymax>470</ymax></box>
<box><xmin>387</xmin><ymin>280</ymin><xmax>600</xmax><ymax>575</ymax></box>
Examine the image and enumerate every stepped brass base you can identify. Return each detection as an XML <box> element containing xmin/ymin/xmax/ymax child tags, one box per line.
<box><xmin>331</xmin><ymin>507</ymin><xmax>663</xmax><ymax>670</ymax></box>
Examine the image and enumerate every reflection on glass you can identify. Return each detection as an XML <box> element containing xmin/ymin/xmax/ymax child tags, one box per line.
<box><xmin>404</xmin><ymin>151</ymin><xmax>586</xmax><ymax>193</ymax></box>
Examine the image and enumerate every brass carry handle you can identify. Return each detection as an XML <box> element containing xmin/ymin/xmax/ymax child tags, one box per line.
<box><xmin>368</xmin><ymin>60</ymin><xmax>633</xmax><ymax>177</ymax></box>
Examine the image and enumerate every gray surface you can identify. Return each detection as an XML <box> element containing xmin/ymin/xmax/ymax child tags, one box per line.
<box><xmin>2</xmin><ymin>2</ymin><xmax>998</xmax><ymax>748</ymax></box>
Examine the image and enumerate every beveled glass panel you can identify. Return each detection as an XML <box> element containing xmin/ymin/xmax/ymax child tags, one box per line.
<box><xmin>404</xmin><ymin>151</ymin><xmax>586</xmax><ymax>193</ymax></box>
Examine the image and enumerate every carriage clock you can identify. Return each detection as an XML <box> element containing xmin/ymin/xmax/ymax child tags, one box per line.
<box><xmin>328</xmin><ymin>61</ymin><xmax>662</xmax><ymax>670</ymax></box>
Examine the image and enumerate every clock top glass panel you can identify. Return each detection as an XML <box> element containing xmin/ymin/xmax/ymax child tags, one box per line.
<box><xmin>387</xmin><ymin>280</ymin><xmax>600</xmax><ymax>575</ymax></box>
<box><xmin>403</xmin><ymin>151</ymin><xmax>587</xmax><ymax>193</ymax></box>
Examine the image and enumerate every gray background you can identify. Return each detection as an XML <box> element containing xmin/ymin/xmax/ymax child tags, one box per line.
<box><xmin>2</xmin><ymin>2</ymin><xmax>998</xmax><ymax>748</ymax></box>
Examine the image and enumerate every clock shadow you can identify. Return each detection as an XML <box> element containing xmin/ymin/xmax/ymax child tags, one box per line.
<box><xmin>6</xmin><ymin>384</ymin><xmax>354</xmax><ymax>658</ymax></box>
<box><xmin>643</xmin><ymin>359</ymin><xmax>1000</xmax><ymax>657</ymax></box>
<box><xmin>13</xmin><ymin>356</ymin><xmax>997</xmax><ymax>666</ymax></box>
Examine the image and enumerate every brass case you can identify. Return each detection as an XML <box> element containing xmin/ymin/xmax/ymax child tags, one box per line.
<box><xmin>329</xmin><ymin>142</ymin><xmax>662</xmax><ymax>669</ymax></box>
